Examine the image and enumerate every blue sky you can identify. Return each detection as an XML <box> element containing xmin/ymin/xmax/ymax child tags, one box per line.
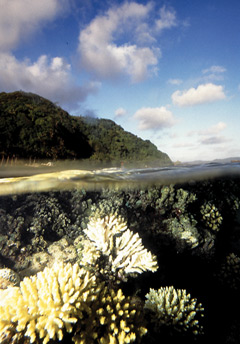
<box><xmin>0</xmin><ymin>0</ymin><xmax>240</xmax><ymax>162</ymax></box>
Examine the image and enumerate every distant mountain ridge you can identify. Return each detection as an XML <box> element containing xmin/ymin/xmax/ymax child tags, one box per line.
<box><xmin>181</xmin><ymin>157</ymin><xmax>240</xmax><ymax>165</ymax></box>
<box><xmin>0</xmin><ymin>91</ymin><xmax>172</xmax><ymax>166</ymax></box>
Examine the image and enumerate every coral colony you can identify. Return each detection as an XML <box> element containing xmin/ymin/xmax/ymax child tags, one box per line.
<box><xmin>144</xmin><ymin>286</ymin><xmax>204</xmax><ymax>335</ymax></box>
<box><xmin>0</xmin><ymin>214</ymin><xmax>204</xmax><ymax>344</ymax></box>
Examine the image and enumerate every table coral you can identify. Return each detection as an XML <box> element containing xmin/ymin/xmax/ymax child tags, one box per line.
<box><xmin>144</xmin><ymin>286</ymin><xmax>204</xmax><ymax>335</ymax></box>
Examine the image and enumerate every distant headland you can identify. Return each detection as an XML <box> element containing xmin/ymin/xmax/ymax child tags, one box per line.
<box><xmin>0</xmin><ymin>91</ymin><xmax>172</xmax><ymax>168</ymax></box>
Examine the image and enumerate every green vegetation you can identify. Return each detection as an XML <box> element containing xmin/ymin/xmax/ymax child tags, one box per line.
<box><xmin>0</xmin><ymin>91</ymin><xmax>172</xmax><ymax>166</ymax></box>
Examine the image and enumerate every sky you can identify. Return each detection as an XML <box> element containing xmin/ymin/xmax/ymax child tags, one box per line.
<box><xmin>0</xmin><ymin>0</ymin><xmax>240</xmax><ymax>162</ymax></box>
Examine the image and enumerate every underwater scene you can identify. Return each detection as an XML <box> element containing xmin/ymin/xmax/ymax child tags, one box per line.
<box><xmin>0</xmin><ymin>162</ymin><xmax>240</xmax><ymax>344</ymax></box>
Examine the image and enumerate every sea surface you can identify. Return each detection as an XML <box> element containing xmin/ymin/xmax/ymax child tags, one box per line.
<box><xmin>0</xmin><ymin>161</ymin><xmax>240</xmax><ymax>195</ymax></box>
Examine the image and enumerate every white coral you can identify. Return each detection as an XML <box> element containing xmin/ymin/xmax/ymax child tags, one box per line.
<box><xmin>86</xmin><ymin>215</ymin><xmax>127</xmax><ymax>254</ymax></box>
<box><xmin>84</xmin><ymin>214</ymin><xmax>158</xmax><ymax>278</ymax></box>
<box><xmin>145</xmin><ymin>286</ymin><xmax>204</xmax><ymax>335</ymax></box>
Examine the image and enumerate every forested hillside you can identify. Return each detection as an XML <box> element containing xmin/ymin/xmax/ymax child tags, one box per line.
<box><xmin>0</xmin><ymin>91</ymin><xmax>172</xmax><ymax>166</ymax></box>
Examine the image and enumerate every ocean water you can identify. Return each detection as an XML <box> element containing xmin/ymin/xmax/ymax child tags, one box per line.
<box><xmin>0</xmin><ymin>161</ymin><xmax>240</xmax><ymax>195</ymax></box>
<box><xmin>0</xmin><ymin>162</ymin><xmax>240</xmax><ymax>344</ymax></box>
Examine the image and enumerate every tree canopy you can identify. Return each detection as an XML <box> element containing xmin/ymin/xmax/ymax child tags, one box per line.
<box><xmin>0</xmin><ymin>91</ymin><xmax>172</xmax><ymax>166</ymax></box>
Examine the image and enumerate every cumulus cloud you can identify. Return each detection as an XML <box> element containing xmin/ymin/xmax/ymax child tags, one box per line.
<box><xmin>0</xmin><ymin>53</ymin><xmax>99</xmax><ymax>110</ymax></box>
<box><xmin>78</xmin><ymin>2</ymin><xmax>177</xmax><ymax>82</ymax></box>
<box><xmin>172</xmin><ymin>83</ymin><xmax>226</xmax><ymax>107</ymax></box>
<box><xmin>114</xmin><ymin>107</ymin><xmax>127</xmax><ymax>118</ymax></box>
<box><xmin>134</xmin><ymin>106</ymin><xmax>176</xmax><ymax>130</ymax></box>
<box><xmin>0</xmin><ymin>0</ymin><xmax>67</xmax><ymax>51</ymax></box>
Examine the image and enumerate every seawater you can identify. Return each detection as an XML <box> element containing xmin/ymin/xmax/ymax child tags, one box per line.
<box><xmin>0</xmin><ymin>161</ymin><xmax>240</xmax><ymax>195</ymax></box>
<box><xmin>0</xmin><ymin>162</ymin><xmax>240</xmax><ymax>344</ymax></box>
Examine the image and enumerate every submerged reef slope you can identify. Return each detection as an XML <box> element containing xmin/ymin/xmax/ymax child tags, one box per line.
<box><xmin>0</xmin><ymin>176</ymin><xmax>240</xmax><ymax>343</ymax></box>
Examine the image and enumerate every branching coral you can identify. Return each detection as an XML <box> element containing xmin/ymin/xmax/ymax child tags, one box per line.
<box><xmin>200</xmin><ymin>202</ymin><xmax>222</xmax><ymax>231</ymax></box>
<box><xmin>82</xmin><ymin>213</ymin><xmax>158</xmax><ymax>281</ymax></box>
<box><xmin>144</xmin><ymin>286</ymin><xmax>204</xmax><ymax>335</ymax></box>
<box><xmin>0</xmin><ymin>261</ymin><xmax>147</xmax><ymax>344</ymax></box>
<box><xmin>73</xmin><ymin>287</ymin><xmax>147</xmax><ymax>344</ymax></box>
<box><xmin>0</xmin><ymin>262</ymin><xmax>97</xmax><ymax>344</ymax></box>
<box><xmin>216</xmin><ymin>253</ymin><xmax>240</xmax><ymax>290</ymax></box>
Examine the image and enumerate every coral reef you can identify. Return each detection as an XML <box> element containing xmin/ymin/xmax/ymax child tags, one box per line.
<box><xmin>1</xmin><ymin>176</ymin><xmax>240</xmax><ymax>343</ymax></box>
<box><xmin>200</xmin><ymin>202</ymin><xmax>222</xmax><ymax>232</ymax></box>
<box><xmin>216</xmin><ymin>253</ymin><xmax>240</xmax><ymax>290</ymax></box>
<box><xmin>0</xmin><ymin>268</ymin><xmax>20</xmax><ymax>289</ymax></box>
<box><xmin>0</xmin><ymin>262</ymin><xmax>97</xmax><ymax>344</ymax></box>
<box><xmin>19</xmin><ymin>237</ymin><xmax>78</xmax><ymax>277</ymax></box>
<box><xmin>81</xmin><ymin>213</ymin><xmax>158</xmax><ymax>282</ymax></box>
<box><xmin>0</xmin><ymin>261</ymin><xmax>147</xmax><ymax>344</ymax></box>
<box><xmin>73</xmin><ymin>287</ymin><xmax>147</xmax><ymax>344</ymax></box>
<box><xmin>144</xmin><ymin>286</ymin><xmax>204</xmax><ymax>335</ymax></box>
<box><xmin>26</xmin><ymin>193</ymin><xmax>71</xmax><ymax>241</ymax></box>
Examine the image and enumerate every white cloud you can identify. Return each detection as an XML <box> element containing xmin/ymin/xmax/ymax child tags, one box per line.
<box><xmin>0</xmin><ymin>0</ymin><xmax>67</xmax><ymax>51</ymax></box>
<box><xmin>188</xmin><ymin>122</ymin><xmax>227</xmax><ymax>137</ymax></box>
<box><xmin>172</xmin><ymin>83</ymin><xmax>226</xmax><ymax>107</ymax></box>
<box><xmin>199</xmin><ymin>122</ymin><xmax>227</xmax><ymax>136</ymax></box>
<box><xmin>202</xmin><ymin>65</ymin><xmax>226</xmax><ymax>74</ymax></box>
<box><xmin>155</xmin><ymin>5</ymin><xmax>177</xmax><ymax>31</ymax></box>
<box><xmin>78</xmin><ymin>2</ymin><xmax>177</xmax><ymax>82</ymax></box>
<box><xmin>197</xmin><ymin>122</ymin><xmax>229</xmax><ymax>146</ymax></box>
<box><xmin>133</xmin><ymin>106</ymin><xmax>176</xmax><ymax>130</ymax></box>
<box><xmin>201</xmin><ymin>65</ymin><xmax>227</xmax><ymax>82</ymax></box>
<box><xmin>114</xmin><ymin>107</ymin><xmax>127</xmax><ymax>117</ymax></box>
<box><xmin>168</xmin><ymin>78</ymin><xmax>183</xmax><ymax>85</ymax></box>
<box><xmin>0</xmin><ymin>53</ymin><xmax>99</xmax><ymax>110</ymax></box>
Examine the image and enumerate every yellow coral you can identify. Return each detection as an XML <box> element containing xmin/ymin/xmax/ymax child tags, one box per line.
<box><xmin>0</xmin><ymin>261</ymin><xmax>146</xmax><ymax>344</ymax></box>
<box><xmin>0</xmin><ymin>262</ymin><xmax>97</xmax><ymax>344</ymax></box>
<box><xmin>76</xmin><ymin>236</ymin><xmax>101</xmax><ymax>267</ymax></box>
<box><xmin>73</xmin><ymin>287</ymin><xmax>147</xmax><ymax>344</ymax></box>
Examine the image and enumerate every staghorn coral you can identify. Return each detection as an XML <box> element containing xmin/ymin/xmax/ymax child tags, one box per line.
<box><xmin>0</xmin><ymin>262</ymin><xmax>97</xmax><ymax>344</ymax></box>
<box><xmin>73</xmin><ymin>287</ymin><xmax>147</xmax><ymax>344</ymax></box>
<box><xmin>144</xmin><ymin>286</ymin><xmax>204</xmax><ymax>335</ymax></box>
<box><xmin>82</xmin><ymin>213</ymin><xmax>158</xmax><ymax>282</ymax></box>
